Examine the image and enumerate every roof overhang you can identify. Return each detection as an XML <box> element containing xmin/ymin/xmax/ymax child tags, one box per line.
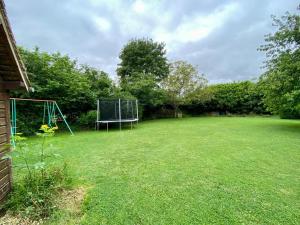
<box><xmin>0</xmin><ymin>0</ymin><xmax>30</xmax><ymax>91</ymax></box>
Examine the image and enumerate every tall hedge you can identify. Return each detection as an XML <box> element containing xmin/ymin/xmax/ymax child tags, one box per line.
<box><xmin>182</xmin><ymin>81</ymin><xmax>268</xmax><ymax>115</ymax></box>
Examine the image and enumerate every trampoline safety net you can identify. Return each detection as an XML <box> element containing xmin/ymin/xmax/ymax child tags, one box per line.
<box><xmin>97</xmin><ymin>99</ymin><xmax>139</xmax><ymax>124</ymax></box>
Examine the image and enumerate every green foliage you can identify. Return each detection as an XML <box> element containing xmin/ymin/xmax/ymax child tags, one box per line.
<box><xmin>116</xmin><ymin>38</ymin><xmax>169</xmax><ymax>118</ymax></box>
<box><xmin>2</xmin><ymin>127</ymin><xmax>71</xmax><ymax>220</ymax></box>
<box><xmin>117</xmin><ymin>38</ymin><xmax>169</xmax><ymax>83</ymax></box>
<box><xmin>13</xmin><ymin>48</ymin><xmax>119</xmax><ymax>133</ymax></box>
<box><xmin>78</xmin><ymin>110</ymin><xmax>97</xmax><ymax>128</ymax></box>
<box><xmin>15</xmin><ymin>48</ymin><xmax>117</xmax><ymax>116</ymax></box>
<box><xmin>16</xmin><ymin>47</ymin><xmax>94</xmax><ymax>116</ymax></box>
<box><xmin>211</xmin><ymin>81</ymin><xmax>266</xmax><ymax>114</ymax></box>
<box><xmin>259</xmin><ymin>52</ymin><xmax>300</xmax><ymax>118</ymax></box>
<box><xmin>162</xmin><ymin>61</ymin><xmax>207</xmax><ymax>117</ymax></box>
<box><xmin>14</xmin><ymin>108</ymin><xmax>44</xmax><ymax>136</ymax></box>
<box><xmin>120</xmin><ymin>72</ymin><xmax>167</xmax><ymax>119</ymax></box>
<box><xmin>80</xmin><ymin>65</ymin><xmax>116</xmax><ymax>99</ymax></box>
<box><xmin>259</xmin><ymin>10</ymin><xmax>300</xmax><ymax>118</ymax></box>
<box><xmin>123</xmin><ymin>73</ymin><xmax>166</xmax><ymax>106</ymax></box>
<box><xmin>185</xmin><ymin>81</ymin><xmax>267</xmax><ymax>114</ymax></box>
<box><xmin>4</xmin><ymin>165</ymin><xmax>69</xmax><ymax>220</ymax></box>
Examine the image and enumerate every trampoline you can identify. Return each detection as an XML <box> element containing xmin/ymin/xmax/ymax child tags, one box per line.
<box><xmin>96</xmin><ymin>99</ymin><xmax>139</xmax><ymax>131</ymax></box>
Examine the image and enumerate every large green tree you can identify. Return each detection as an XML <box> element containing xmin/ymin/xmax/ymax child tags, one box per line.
<box><xmin>117</xmin><ymin>38</ymin><xmax>169</xmax><ymax>84</ymax></box>
<box><xmin>162</xmin><ymin>61</ymin><xmax>207</xmax><ymax>117</ymax></box>
<box><xmin>17</xmin><ymin>47</ymin><xmax>94</xmax><ymax>115</ymax></box>
<box><xmin>259</xmin><ymin>9</ymin><xmax>300</xmax><ymax>118</ymax></box>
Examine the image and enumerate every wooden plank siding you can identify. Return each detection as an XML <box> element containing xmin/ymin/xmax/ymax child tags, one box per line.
<box><xmin>0</xmin><ymin>100</ymin><xmax>5</xmax><ymax>109</ymax></box>
<box><xmin>0</xmin><ymin>91</ymin><xmax>11</xmax><ymax>203</ymax></box>
<box><xmin>0</xmin><ymin>125</ymin><xmax>6</xmax><ymax>134</ymax></box>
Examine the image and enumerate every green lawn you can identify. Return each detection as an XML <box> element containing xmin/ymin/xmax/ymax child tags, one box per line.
<box><xmin>22</xmin><ymin>117</ymin><xmax>300</xmax><ymax>224</ymax></box>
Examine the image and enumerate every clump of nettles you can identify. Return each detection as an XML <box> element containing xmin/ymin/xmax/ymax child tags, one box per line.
<box><xmin>1</xmin><ymin>125</ymin><xmax>71</xmax><ymax>220</ymax></box>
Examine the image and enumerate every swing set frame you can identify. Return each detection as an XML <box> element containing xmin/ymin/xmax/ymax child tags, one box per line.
<box><xmin>10</xmin><ymin>98</ymin><xmax>74</xmax><ymax>147</ymax></box>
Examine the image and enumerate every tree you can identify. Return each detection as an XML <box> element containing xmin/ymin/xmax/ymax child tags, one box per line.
<box><xmin>259</xmin><ymin>8</ymin><xmax>300</xmax><ymax>118</ymax></box>
<box><xmin>122</xmin><ymin>72</ymin><xmax>167</xmax><ymax>118</ymax></box>
<box><xmin>117</xmin><ymin>38</ymin><xmax>169</xmax><ymax>118</ymax></box>
<box><xmin>17</xmin><ymin>47</ymin><xmax>94</xmax><ymax>116</ymax></box>
<box><xmin>16</xmin><ymin>47</ymin><xmax>117</xmax><ymax>118</ymax></box>
<box><xmin>162</xmin><ymin>61</ymin><xmax>207</xmax><ymax>117</ymax></box>
<box><xmin>117</xmin><ymin>38</ymin><xmax>169</xmax><ymax>84</ymax></box>
<box><xmin>81</xmin><ymin>65</ymin><xmax>116</xmax><ymax>99</ymax></box>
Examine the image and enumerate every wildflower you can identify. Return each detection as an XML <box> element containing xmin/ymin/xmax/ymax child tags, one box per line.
<box><xmin>40</xmin><ymin>124</ymin><xmax>49</xmax><ymax>131</ymax></box>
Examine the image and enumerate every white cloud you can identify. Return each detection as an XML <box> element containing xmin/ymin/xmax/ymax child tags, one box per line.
<box><xmin>132</xmin><ymin>0</ymin><xmax>146</xmax><ymax>14</ymax></box>
<box><xmin>153</xmin><ymin>2</ymin><xmax>239</xmax><ymax>48</ymax></box>
<box><xmin>94</xmin><ymin>16</ymin><xmax>111</xmax><ymax>32</ymax></box>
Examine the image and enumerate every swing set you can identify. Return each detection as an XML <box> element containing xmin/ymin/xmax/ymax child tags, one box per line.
<box><xmin>10</xmin><ymin>98</ymin><xmax>74</xmax><ymax>147</ymax></box>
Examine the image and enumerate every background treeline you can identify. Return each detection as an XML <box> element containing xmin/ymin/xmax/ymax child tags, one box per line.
<box><xmin>13</xmin><ymin>9</ymin><xmax>299</xmax><ymax>133</ymax></box>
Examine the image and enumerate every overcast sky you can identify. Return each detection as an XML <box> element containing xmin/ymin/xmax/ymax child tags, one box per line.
<box><xmin>5</xmin><ymin>0</ymin><xmax>299</xmax><ymax>83</ymax></box>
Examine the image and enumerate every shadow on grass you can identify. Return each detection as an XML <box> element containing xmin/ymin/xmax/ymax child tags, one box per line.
<box><xmin>96</xmin><ymin>122</ymin><xmax>139</xmax><ymax>132</ymax></box>
<box><xmin>262</xmin><ymin>121</ymin><xmax>300</xmax><ymax>134</ymax></box>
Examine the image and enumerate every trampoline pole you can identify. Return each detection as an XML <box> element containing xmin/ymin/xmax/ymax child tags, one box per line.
<box><xmin>96</xmin><ymin>100</ymin><xmax>99</xmax><ymax>123</ymax></box>
<box><xmin>107</xmin><ymin>122</ymin><xmax>108</xmax><ymax>132</ymax></box>
<box><xmin>96</xmin><ymin>99</ymin><xmax>99</xmax><ymax>131</ymax></box>
<box><xmin>131</xmin><ymin>101</ymin><xmax>133</xmax><ymax>120</ymax></box>
<box><xmin>119</xmin><ymin>98</ymin><xmax>121</xmax><ymax>131</ymax></box>
<box><xmin>136</xmin><ymin>99</ymin><xmax>139</xmax><ymax>124</ymax></box>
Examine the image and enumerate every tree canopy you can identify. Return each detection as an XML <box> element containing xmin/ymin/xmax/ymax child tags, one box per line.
<box><xmin>259</xmin><ymin>9</ymin><xmax>300</xmax><ymax>118</ymax></box>
<box><xmin>15</xmin><ymin>47</ymin><xmax>116</xmax><ymax>116</ymax></box>
<box><xmin>162</xmin><ymin>61</ymin><xmax>207</xmax><ymax>116</ymax></box>
<box><xmin>117</xmin><ymin>38</ymin><xmax>169</xmax><ymax>84</ymax></box>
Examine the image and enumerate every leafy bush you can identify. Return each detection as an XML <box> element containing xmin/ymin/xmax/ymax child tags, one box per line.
<box><xmin>13</xmin><ymin>48</ymin><xmax>120</xmax><ymax>132</ymax></box>
<box><xmin>182</xmin><ymin>81</ymin><xmax>268</xmax><ymax>115</ymax></box>
<box><xmin>78</xmin><ymin>110</ymin><xmax>97</xmax><ymax>128</ymax></box>
<box><xmin>4</xmin><ymin>165</ymin><xmax>69</xmax><ymax>219</ymax></box>
<box><xmin>1</xmin><ymin>125</ymin><xmax>71</xmax><ymax>220</ymax></box>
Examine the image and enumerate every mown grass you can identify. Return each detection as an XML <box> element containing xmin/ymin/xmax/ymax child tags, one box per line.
<box><xmin>20</xmin><ymin>117</ymin><xmax>300</xmax><ymax>224</ymax></box>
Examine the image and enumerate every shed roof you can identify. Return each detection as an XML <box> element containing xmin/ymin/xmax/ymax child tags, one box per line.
<box><xmin>0</xmin><ymin>0</ymin><xmax>30</xmax><ymax>91</ymax></box>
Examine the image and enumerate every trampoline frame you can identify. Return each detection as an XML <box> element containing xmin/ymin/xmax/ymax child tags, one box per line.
<box><xmin>96</xmin><ymin>99</ymin><xmax>139</xmax><ymax>131</ymax></box>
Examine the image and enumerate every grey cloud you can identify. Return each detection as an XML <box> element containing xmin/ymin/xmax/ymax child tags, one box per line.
<box><xmin>5</xmin><ymin>0</ymin><xmax>299</xmax><ymax>83</ymax></box>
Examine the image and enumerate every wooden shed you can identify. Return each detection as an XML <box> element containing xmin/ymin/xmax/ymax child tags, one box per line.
<box><xmin>0</xmin><ymin>0</ymin><xmax>30</xmax><ymax>202</ymax></box>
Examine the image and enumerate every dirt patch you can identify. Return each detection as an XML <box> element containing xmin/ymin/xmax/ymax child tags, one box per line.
<box><xmin>56</xmin><ymin>186</ymin><xmax>86</xmax><ymax>214</ymax></box>
<box><xmin>0</xmin><ymin>187</ymin><xmax>86</xmax><ymax>225</ymax></box>
<box><xmin>0</xmin><ymin>214</ymin><xmax>42</xmax><ymax>225</ymax></box>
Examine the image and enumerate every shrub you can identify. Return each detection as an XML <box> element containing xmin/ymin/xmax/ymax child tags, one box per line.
<box><xmin>1</xmin><ymin>125</ymin><xmax>71</xmax><ymax>220</ymax></box>
<box><xmin>183</xmin><ymin>81</ymin><xmax>268</xmax><ymax>115</ymax></box>
<box><xmin>4</xmin><ymin>165</ymin><xmax>69</xmax><ymax>219</ymax></box>
<box><xmin>78</xmin><ymin>110</ymin><xmax>97</xmax><ymax>128</ymax></box>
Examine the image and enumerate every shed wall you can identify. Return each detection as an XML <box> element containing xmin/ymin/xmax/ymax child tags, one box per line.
<box><xmin>0</xmin><ymin>89</ymin><xmax>11</xmax><ymax>203</ymax></box>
